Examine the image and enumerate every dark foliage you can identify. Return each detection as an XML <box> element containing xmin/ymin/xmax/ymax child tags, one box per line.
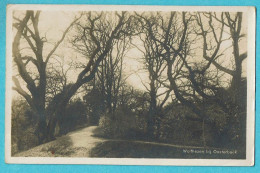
<box><xmin>59</xmin><ymin>99</ymin><xmax>88</xmax><ymax>135</ymax></box>
<box><xmin>11</xmin><ymin>99</ymin><xmax>38</xmax><ymax>155</ymax></box>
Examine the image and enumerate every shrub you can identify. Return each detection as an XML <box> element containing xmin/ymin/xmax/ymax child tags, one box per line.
<box><xmin>60</xmin><ymin>99</ymin><xmax>87</xmax><ymax>134</ymax></box>
<box><xmin>11</xmin><ymin>99</ymin><xmax>38</xmax><ymax>155</ymax></box>
<box><xmin>98</xmin><ymin>106</ymin><xmax>139</xmax><ymax>139</ymax></box>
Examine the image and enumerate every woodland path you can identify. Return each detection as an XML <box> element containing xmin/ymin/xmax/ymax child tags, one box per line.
<box><xmin>15</xmin><ymin>126</ymin><xmax>209</xmax><ymax>157</ymax></box>
<box><xmin>15</xmin><ymin>126</ymin><xmax>106</xmax><ymax>157</ymax></box>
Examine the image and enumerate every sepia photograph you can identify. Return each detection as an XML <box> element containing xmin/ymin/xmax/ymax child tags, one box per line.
<box><xmin>5</xmin><ymin>5</ymin><xmax>255</xmax><ymax>166</ymax></box>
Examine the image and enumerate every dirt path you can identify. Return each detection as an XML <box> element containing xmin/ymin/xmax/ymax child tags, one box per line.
<box><xmin>67</xmin><ymin>126</ymin><xmax>105</xmax><ymax>148</ymax></box>
<box><xmin>14</xmin><ymin>126</ymin><xmax>213</xmax><ymax>157</ymax></box>
<box><xmin>15</xmin><ymin>126</ymin><xmax>106</xmax><ymax>157</ymax></box>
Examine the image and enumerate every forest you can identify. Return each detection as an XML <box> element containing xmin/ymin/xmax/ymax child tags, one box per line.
<box><xmin>11</xmin><ymin>10</ymin><xmax>247</xmax><ymax>158</ymax></box>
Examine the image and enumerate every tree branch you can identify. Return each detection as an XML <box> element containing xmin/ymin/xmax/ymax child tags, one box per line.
<box><xmin>12</xmin><ymin>76</ymin><xmax>34</xmax><ymax>109</ymax></box>
<box><xmin>45</xmin><ymin>14</ymin><xmax>82</xmax><ymax>64</ymax></box>
<box><xmin>13</xmin><ymin>11</ymin><xmax>37</xmax><ymax>95</ymax></box>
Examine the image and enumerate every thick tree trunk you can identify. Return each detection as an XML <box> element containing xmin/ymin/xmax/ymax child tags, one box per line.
<box><xmin>45</xmin><ymin>100</ymin><xmax>64</xmax><ymax>141</ymax></box>
<box><xmin>34</xmin><ymin>95</ymin><xmax>47</xmax><ymax>144</ymax></box>
<box><xmin>36</xmin><ymin>111</ymin><xmax>47</xmax><ymax>144</ymax></box>
<box><xmin>45</xmin><ymin>83</ymin><xmax>82</xmax><ymax>141</ymax></box>
<box><xmin>46</xmin><ymin>107</ymin><xmax>65</xmax><ymax>141</ymax></box>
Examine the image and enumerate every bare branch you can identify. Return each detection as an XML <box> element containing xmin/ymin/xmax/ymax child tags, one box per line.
<box><xmin>45</xmin><ymin>15</ymin><xmax>82</xmax><ymax>64</ymax></box>
<box><xmin>12</xmin><ymin>76</ymin><xmax>34</xmax><ymax>109</ymax></box>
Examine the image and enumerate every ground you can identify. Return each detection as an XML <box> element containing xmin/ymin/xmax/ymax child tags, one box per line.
<box><xmin>14</xmin><ymin>126</ymin><xmax>243</xmax><ymax>159</ymax></box>
<box><xmin>14</xmin><ymin>126</ymin><xmax>106</xmax><ymax>157</ymax></box>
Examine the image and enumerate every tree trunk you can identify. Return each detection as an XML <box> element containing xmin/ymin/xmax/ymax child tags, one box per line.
<box><xmin>147</xmin><ymin>78</ymin><xmax>157</xmax><ymax>139</ymax></box>
<box><xmin>46</xmin><ymin>116</ymin><xmax>57</xmax><ymax>142</ymax></box>
<box><xmin>36</xmin><ymin>111</ymin><xmax>47</xmax><ymax>144</ymax></box>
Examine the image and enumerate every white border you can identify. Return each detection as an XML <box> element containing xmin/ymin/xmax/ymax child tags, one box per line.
<box><xmin>5</xmin><ymin>4</ymin><xmax>256</xmax><ymax>166</ymax></box>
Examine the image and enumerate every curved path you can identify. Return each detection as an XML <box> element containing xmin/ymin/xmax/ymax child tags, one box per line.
<box><xmin>15</xmin><ymin>126</ymin><xmax>210</xmax><ymax>157</ymax></box>
<box><xmin>15</xmin><ymin>126</ymin><xmax>106</xmax><ymax>157</ymax></box>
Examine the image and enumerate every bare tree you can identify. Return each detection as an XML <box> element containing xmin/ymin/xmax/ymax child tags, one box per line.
<box><xmin>95</xmin><ymin>37</ymin><xmax>129</xmax><ymax>115</ymax></box>
<box><xmin>12</xmin><ymin>11</ymin><xmax>80</xmax><ymax>143</ymax></box>
<box><xmin>207</xmin><ymin>12</ymin><xmax>247</xmax><ymax>147</ymax></box>
<box><xmin>163</xmin><ymin>12</ymin><xmax>246</xmax><ymax>146</ymax></box>
<box><xmin>12</xmin><ymin>11</ymin><xmax>134</xmax><ymax>142</ymax></box>
<box><xmin>46</xmin><ymin>56</ymin><xmax>73</xmax><ymax>103</ymax></box>
<box><xmin>46</xmin><ymin>11</ymin><xmax>135</xmax><ymax>140</ymax></box>
<box><xmin>135</xmin><ymin>12</ymin><xmax>225</xmax><ymax>145</ymax></box>
<box><xmin>136</xmin><ymin>12</ymin><xmax>172</xmax><ymax>138</ymax></box>
<box><xmin>212</xmin><ymin>12</ymin><xmax>247</xmax><ymax>109</ymax></box>
<box><xmin>191</xmin><ymin>12</ymin><xmax>246</xmax><ymax>112</ymax></box>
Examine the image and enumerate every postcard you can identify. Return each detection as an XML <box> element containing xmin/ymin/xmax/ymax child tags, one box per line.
<box><xmin>5</xmin><ymin>5</ymin><xmax>255</xmax><ymax>166</ymax></box>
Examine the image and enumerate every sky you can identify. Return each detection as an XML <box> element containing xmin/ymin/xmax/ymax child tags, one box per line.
<box><xmin>11</xmin><ymin>10</ymin><xmax>248</xmax><ymax>101</ymax></box>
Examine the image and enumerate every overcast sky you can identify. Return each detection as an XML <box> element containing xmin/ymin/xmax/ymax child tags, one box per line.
<box><xmin>12</xmin><ymin>10</ymin><xmax>248</xmax><ymax>100</ymax></box>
